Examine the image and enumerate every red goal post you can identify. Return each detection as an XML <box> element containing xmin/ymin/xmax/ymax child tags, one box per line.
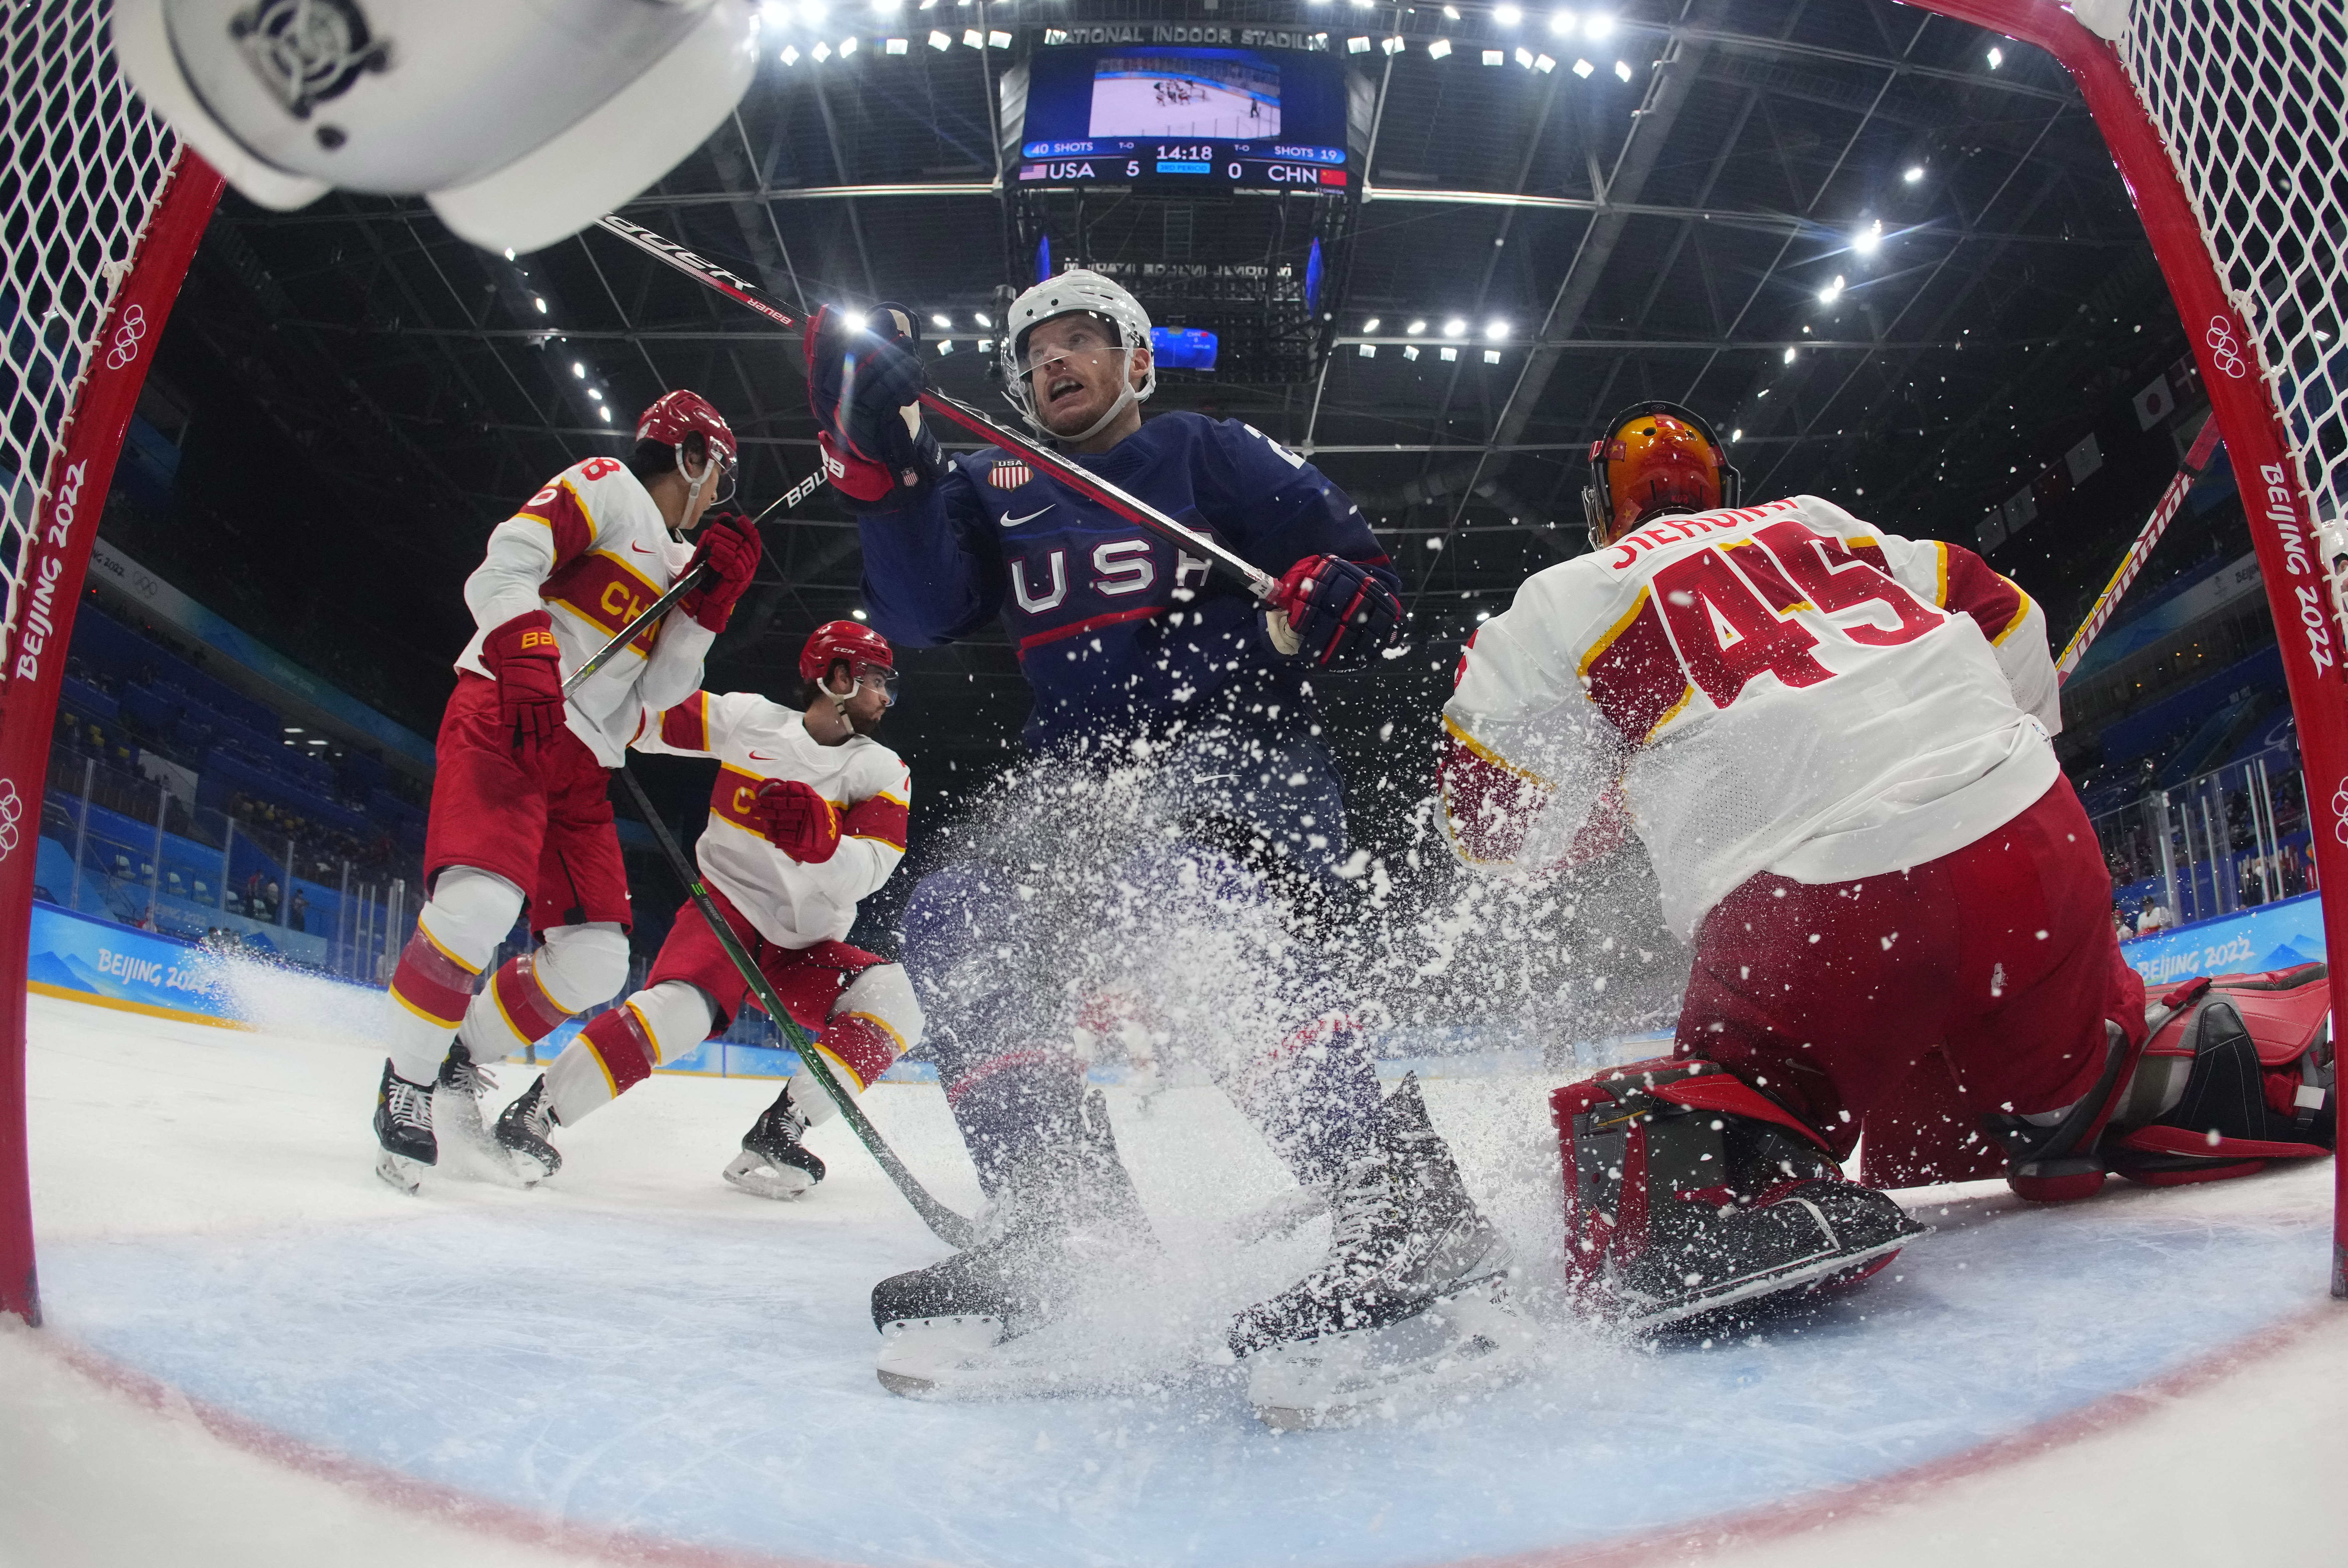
<box><xmin>0</xmin><ymin>3</ymin><xmax>222</xmax><ymax>1324</ymax></box>
<box><xmin>0</xmin><ymin>0</ymin><xmax>2343</xmax><ymax>1326</ymax></box>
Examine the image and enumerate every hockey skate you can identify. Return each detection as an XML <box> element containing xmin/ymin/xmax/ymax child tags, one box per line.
<box><xmin>720</xmin><ymin>1083</ymin><xmax>827</xmax><ymax>1200</ymax></box>
<box><xmin>430</xmin><ymin>1042</ymin><xmax>531</xmax><ymax>1185</ymax></box>
<box><xmin>1227</xmin><ymin>1075</ymin><xmax>1523</xmax><ymax>1428</ymax></box>
<box><xmin>373</xmin><ymin>1058</ymin><xmax>437</xmax><ymax>1194</ymax></box>
<box><xmin>492</xmin><ymin>1075</ymin><xmax>562</xmax><ymax>1183</ymax></box>
<box><xmin>873</xmin><ymin>1087</ymin><xmax>1157</xmax><ymax>1398</ymax></box>
<box><xmin>1554</xmin><ymin>1059</ymin><xmax>1927</xmax><ymax>1335</ymax></box>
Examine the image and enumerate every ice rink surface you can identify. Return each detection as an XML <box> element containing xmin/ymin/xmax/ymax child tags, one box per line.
<box><xmin>6</xmin><ymin>981</ymin><xmax>2346</xmax><ymax>1567</ymax></box>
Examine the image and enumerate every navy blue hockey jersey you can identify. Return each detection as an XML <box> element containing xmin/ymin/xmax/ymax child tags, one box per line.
<box><xmin>858</xmin><ymin>411</ymin><xmax>1398</xmax><ymax>752</ymax></box>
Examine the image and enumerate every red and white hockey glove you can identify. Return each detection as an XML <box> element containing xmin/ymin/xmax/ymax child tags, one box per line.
<box><xmin>680</xmin><ymin>510</ymin><xmax>759</xmax><ymax>631</ymax></box>
<box><xmin>1269</xmin><ymin>554</ymin><xmax>1404</xmax><ymax>669</ymax></box>
<box><xmin>816</xmin><ymin>429</ymin><xmax>899</xmax><ymax>507</ymax></box>
<box><xmin>750</xmin><ymin>779</ymin><xmax>841</xmax><ymax>863</ymax></box>
<box><xmin>481</xmin><ymin>609</ymin><xmax>565</xmax><ymax>761</ymax></box>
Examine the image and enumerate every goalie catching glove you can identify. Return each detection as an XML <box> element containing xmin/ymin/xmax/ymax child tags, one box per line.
<box><xmin>806</xmin><ymin>304</ymin><xmax>941</xmax><ymax>508</ymax></box>
<box><xmin>1266</xmin><ymin>554</ymin><xmax>1404</xmax><ymax>668</ymax></box>
<box><xmin>678</xmin><ymin>510</ymin><xmax>760</xmax><ymax>631</ymax></box>
<box><xmin>481</xmin><ymin>610</ymin><xmax>565</xmax><ymax>761</ymax></box>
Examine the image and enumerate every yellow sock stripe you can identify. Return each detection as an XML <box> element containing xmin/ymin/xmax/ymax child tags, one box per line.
<box><xmin>416</xmin><ymin>922</ymin><xmax>484</xmax><ymax>977</ymax></box>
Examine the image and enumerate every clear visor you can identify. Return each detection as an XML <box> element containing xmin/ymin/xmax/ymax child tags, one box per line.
<box><xmin>825</xmin><ymin>661</ymin><xmax>899</xmax><ymax>707</ymax></box>
<box><xmin>1022</xmin><ymin>320</ymin><xmax>1121</xmax><ymax>371</ymax></box>
<box><xmin>682</xmin><ymin>444</ymin><xmax>738</xmax><ymax>506</ymax></box>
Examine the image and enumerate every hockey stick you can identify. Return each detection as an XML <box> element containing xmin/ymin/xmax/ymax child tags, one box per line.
<box><xmin>561</xmin><ymin>490</ymin><xmax>802</xmax><ymax>694</ymax></box>
<box><xmin>564</xmin><ymin>566</ymin><xmax>704</xmax><ymax>695</ymax></box>
<box><xmin>612</xmin><ymin>763</ymin><xmax>975</xmax><ymax>1249</ymax></box>
<box><xmin>2054</xmin><ymin>418</ymin><xmax>2224</xmax><ymax>681</ymax></box>
<box><xmin>592</xmin><ymin>214</ymin><xmax>1280</xmax><ymax>600</ymax></box>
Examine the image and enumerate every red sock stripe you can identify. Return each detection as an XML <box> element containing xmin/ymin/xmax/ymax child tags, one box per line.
<box><xmin>818</xmin><ymin>1014</ymin><xmax>901</xmax><ymax>1090</ymax></box>
<box><xmin>582</xmin><ymin>1006</ymin><xmax>657</xmax><ymax>1096</ymax></box>
<box><xmin>491</xmin><ymin>955</ymin><xmax>572</xmax><ymax>1043</ymax></box>
<box><xmin>390</xmin><ymin>931</ymin><xmax>479</xmax><ymax>1029</ymax></box>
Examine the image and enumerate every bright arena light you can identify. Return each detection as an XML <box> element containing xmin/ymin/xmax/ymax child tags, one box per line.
<box><xmin>1443</xmin><ymin>318</ymin><xmax>1468</xmax><ymax>338</ymax></box>
<box><xmin>844</xmin><ymin>311</ymin><xmax>869</xmax><ymax>332</ymax></box>
<box><xmin>1428</xmin><ymin>38</ymin><xmax>1453</xmax><ymax>57</ymax></box>
<box><xmin>1614</xmin><ymin>59</ymin><xmax>1632</xmax><ymax>81</ymax></box>
<box><xmin>932</xmin><ymin>313</ymin><xmax>952</xmax><ymax>329</ymax></box>
<box><xmin>1486</xmin><ymin>320</ymin><xmax>1509</xmax><ymax>340</ymax></box>
<box><xmin>1818</xmin><ymin>274</ymin><xmax>1846</xmax><ymax>304</ymax></box>
<box><xmin>1407</xmin><ymin>319</ymin><xmax>1427</xmax><ymax>335</ymax></box>
<box><xmin>1572</xmin><ymin>57</ymin><xmax>1594</xmax><ymax>76</ymax></box>
<box><xmin>1362</xmin><ymin>317</ymin><xmax>1382</xmax><ymax>332</ymax></box>
<box><xmin>1550</xmin><ymin>9</ymin><xmax>1577</xmax><ymax>33</ymax></box>
<box><xmin>1584</xmin><ymin>12</ymin><xmax>1615</xmax><ymax>38</ymax></box>
<box><xmin>1854</xmin><ymin>218</ymin><xmax>1884</xmax><ymax>254</ymax></box>
<box><xmin>1987</xmin><ymin>45</ymin><xmax>2004</xmax><ymax>68</ymax></box>
<box><xmin>1493</xmin><ymin>3</ymin><xmax>1523</xmax><ymax>23</ymax></box>
<box><xmin>1904</xmin><ymin>164</ymin><xmax>1925</xmax><ymax>182</ymax></box>
<box><xmin>1784</xmin><ymin>346</ymin><xmax>1799</xmax><ymax>363</ymax></box>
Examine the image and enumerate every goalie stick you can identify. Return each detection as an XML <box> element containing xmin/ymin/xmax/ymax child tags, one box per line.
<box><xmin>2054</xmin><ymin>417</ymin><xmax>2225</xmax><ymax>680</ymax></box>
<box><xmin>591</xmin><ymin>214</ymin><xmax>1280</xmax><ymax>600</ymax></box>
<box><xmin>613</xmin><ymin>764</ymin><xmax>974</xmax><ymax>1250</ymax></box>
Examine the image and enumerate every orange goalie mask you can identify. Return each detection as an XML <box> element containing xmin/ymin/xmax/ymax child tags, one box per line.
<box><xmin>1581</xmin><ymin>401</ymin><xmax>1741</xmax><ymax>548</ymax></box>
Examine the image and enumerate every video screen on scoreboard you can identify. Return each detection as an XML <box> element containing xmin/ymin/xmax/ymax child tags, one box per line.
<box><xmin>1017</xmin><ymin>46</ymin><xmax>1349</xmax><ymax>192</ymax></box>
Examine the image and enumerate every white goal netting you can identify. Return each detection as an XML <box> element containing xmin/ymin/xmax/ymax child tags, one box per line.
<box><xmin>2122</xmin><ymin>0</ymin><xmax>2348</xmax><ymax>532</ymax></box>
<box><xmin>0</xmin><ymin>0</ymin><xmax>177</xmax><ymax>662</ymax></box>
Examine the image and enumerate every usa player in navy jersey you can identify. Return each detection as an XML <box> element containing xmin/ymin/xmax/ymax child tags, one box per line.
<box><xmin>806</xmin><ymin>273</ymin><xmax>1512</xmax><ymax>1404</ymax></box>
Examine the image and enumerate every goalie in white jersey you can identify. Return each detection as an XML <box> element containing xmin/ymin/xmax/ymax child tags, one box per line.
<box><xmin>491</xmin><ymin>622</ymin><xmax>923</xmax><ymax>1198</ymax></box>
<box><xmin>1444</xmin><ymin>402</ymin><xmax>2158</xmax><ymax>1330</ymax></box>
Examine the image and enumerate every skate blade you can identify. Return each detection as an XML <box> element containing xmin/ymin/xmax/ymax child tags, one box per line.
<box><xmin>721</xmin><ymin>1149</ymin><xmax>815</xmax><ymax>1201</ymax></box>
<box><xmin>434</xmin><ymin>1085</ymin><xmax>535</xmax><ymax>1188</ymax></box>
<box><xmin>1621</xmin><ymin>1233</ymin><xmax>1920</xmax><ymax>1330</ymax></box>
<box><xmin>373</xmin><ymin>1148</ymin><xmax>426</xmax><ymax>1195</ymax></box>
<box><xmin>1248</xmin><ymin>1281</ymin><xmax>1531</xmax><ymax>1431</ymax></box>
<box><xmin>876</xmin><ymin>1315</ymin><xmax>1008</xmax><ymax>1398</ymax></box>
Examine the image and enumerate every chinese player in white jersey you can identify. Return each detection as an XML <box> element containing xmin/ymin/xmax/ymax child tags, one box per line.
<box><xmin>489</xmin><ymin>622</ymin><xmax>922</xmax><ymax>1196</ymax></box>
<box><xmin>1444</xmin><ymin>402</ymin><xmax>2177</xmax><ymax>1329</ymax></box>
<box><xmin>372</xmin><ymin>392</ymin><xmax>761</xmax><ymax>1192</ymax></box>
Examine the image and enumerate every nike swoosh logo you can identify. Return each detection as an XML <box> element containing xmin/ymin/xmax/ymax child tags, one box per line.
<box><xmin>999</xmin><ymin>506</ymin><xmax>1053</xmax><ymax>528</ymax></box>
<box><xmin>628</xmin><ymin>542</ymin><xmax>656</xmax><ymax>554</ymax></box>
<box><xmin>746</xmin><ymin>751</ymin><xmax>781</xmax><ymax>762</ymax></box>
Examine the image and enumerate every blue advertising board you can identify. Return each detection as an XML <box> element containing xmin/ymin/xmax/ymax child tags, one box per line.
<box><xmin>26</xmin><ymin>899</ymin><xmax>241</xmax><ymax>1027</ymax></box>
<box><xmin>2117</xmin><ymin>890</ymin><xmax>2324</xmax><ymax>987</ymax></box>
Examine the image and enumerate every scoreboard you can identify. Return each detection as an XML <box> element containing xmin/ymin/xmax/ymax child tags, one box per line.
<box><xmin>1016</xmin><ymin>45</ymin><xmax>1351</xmax><ymax>193</ymax></box>
<box><xmin>1016</xmin><ymin>139</ymin><xmax>1349</xmax><ymax>192</ymax></box>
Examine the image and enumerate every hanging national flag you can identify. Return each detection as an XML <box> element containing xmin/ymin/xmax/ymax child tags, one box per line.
<box><xmin>989</xmin><ymin>461</ymin><xmax>1033</xmax><ymax>489</ymax></box>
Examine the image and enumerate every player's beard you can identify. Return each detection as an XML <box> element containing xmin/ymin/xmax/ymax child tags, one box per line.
<box><xmin>845</xmin><ymin>706</ymin><xmax>887</xmax><ymax>739</ymax></box>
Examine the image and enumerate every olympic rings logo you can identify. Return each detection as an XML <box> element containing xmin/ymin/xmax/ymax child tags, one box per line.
<box><xmin>0</xmin><ymin>779</ymin><xmax>20</xmax><ymax>858</ymax></box>
<box><xmin>2205</xmin><ymin>314</ymin><xmax>2249</xmax><ymax>380</ymax></box>
<box><xmin>103</xmin><ymin>303</ymin><xmax>147</xmax><ymax>370</ymax></box>
<box><xmin>2331</xmin><ymin>780</ymin><xmax>2348</xmax><ymax>846</ymax></box>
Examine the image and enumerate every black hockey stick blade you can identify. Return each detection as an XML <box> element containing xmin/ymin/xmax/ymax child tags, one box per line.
<box><xmin>611</xmin><ymin>765</ymin><xmax>974</xmax><ymax>1250</ymax></box>
<box><xmin>590</xmin><ymin>213</ymin><xmax>1278</xmax><ymax>600</ymax></box>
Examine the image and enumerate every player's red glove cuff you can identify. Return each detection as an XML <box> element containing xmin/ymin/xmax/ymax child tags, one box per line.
<box><xmin>750</xmin><ymin>778</ymin><xmax>842</xmax><ymax>863</ymax></box>
<box><xmin>681</xmin><ymin>510</ymin><xmax>759</xmax><ymax>631</ymax></box>
<box><xmin>482</xmin><ymin>609</ymin><xmax>565</xmax><ymax>760</ymax></box>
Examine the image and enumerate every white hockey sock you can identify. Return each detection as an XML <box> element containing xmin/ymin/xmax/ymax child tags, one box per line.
<box><xmin>383</xmin><ymin>867</ymin><xmax>523</xmax><ymax>1084</ymax></box>
<box><xmin>543</xmin><ymin>980</ymin><xmax>714</xmax><ymax>1127</ymax></box>
<box><xmin>458</xmin><ymin>922</ymin><xmax>629</xmax><ymax>1061</ymax></box>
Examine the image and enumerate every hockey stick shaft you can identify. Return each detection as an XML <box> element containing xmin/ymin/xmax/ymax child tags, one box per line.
<box><xmin>560</xmin><ymin>490</ymin><xmax>799</xmax><ymax>695</ymax></box>
<box><xmin>592</xmin><ymin>214</ymin><xmax>1279</xmax><ymax>599</ymax></box>
<box><xmin>612</xmin><ymin>764</ymin><xmax>973</xmax><ymax>1249</ymax></box>
<box><xmin>2054</xmin><ymin>418</ymin><xmax>2224</xmax><ymax>681</ymax></box>
<box><xmin>564</xmin><ymin>565</ymin><xmax>704</xmax><ymax>695</ymax></box>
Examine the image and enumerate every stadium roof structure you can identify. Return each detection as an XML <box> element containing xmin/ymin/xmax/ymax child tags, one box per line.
<box><xmin>158</xmin><ymin>0</ymin><xmax>2195</xmax><ymax>765</ymax></box>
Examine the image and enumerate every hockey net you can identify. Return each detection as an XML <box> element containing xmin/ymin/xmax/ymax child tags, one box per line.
<box><xmin>0</xmin><ymin>0</ymin><xmax>220</xmax><ymax>1322</ymax></box>
<box><xmin>0</xmin><ymin>0</ymin><xmax>2343</xmax><ymax>1324</ymax></box>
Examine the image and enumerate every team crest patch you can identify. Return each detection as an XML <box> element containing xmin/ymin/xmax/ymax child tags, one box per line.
<box><xmin>989</xmin><ymin>461</ymin><xmax>1033</xmax><ymax>489</ymax></box>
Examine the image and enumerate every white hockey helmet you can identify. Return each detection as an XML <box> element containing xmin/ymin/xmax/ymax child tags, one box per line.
<box><xmin>109</xmin><ymin>0</ymin><xmax>757</xmax><ymax>254</ymax></box>
<box><xmin>998</xmin><ymin>268</ymin><xmax>1157</xmax><ymax>442</ymax></box>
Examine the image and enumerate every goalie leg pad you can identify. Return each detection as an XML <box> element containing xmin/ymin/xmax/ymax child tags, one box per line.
<box><xmin>1551</xmin><ymin>1058</ymin><xmax>1927</xmax><ymax>1330</ymax></box>
<box><xmin>2107</xmin><ymin>970</ymin><xmax>2335</xmax><ymax>1184</ymax></box>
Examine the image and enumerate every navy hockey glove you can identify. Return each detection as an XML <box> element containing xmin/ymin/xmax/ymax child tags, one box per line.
<box><xmin>805</xmin><ymin>303</ymin><xmax>940</xmax><ymax>508</ymax></box>
<box><xmin>680</xmin><ymin>510</ymin><xmax>759</xmax><ymax>631</ymax></box>
<box><xmin>1269</xmin><ymin>554</ymin><xmax>1403</xmax><ymax>669</ymax></box>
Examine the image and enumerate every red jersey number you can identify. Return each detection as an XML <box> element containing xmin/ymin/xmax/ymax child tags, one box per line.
<box><xmin>1589</xmin><ymin>523</ymin><xmax>1942</xmax><ymax>731</ymax></box>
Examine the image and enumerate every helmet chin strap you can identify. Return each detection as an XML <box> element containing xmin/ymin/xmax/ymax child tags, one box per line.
<box><xmin>676</xmin><ymin>444</ymin><xmax>710</xmax><ymax>525</ymax></box>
